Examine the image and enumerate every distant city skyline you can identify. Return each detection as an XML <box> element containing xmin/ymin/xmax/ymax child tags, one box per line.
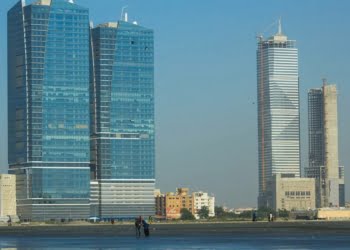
<box><xmin>1</xmin><ymin>0</ymin><xmax>350</xmax><ymax>207</ymax></box>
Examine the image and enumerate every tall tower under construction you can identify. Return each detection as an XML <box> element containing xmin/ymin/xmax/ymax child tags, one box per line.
<box><xmin>306</xmin><ymin>81</ymin><xmax>344</xmax><ymax>207</ymax></box>
<box><xmin>257</xmin><ymin>22</ymin><xmax>300</xmax><ymax>208</ymax></box>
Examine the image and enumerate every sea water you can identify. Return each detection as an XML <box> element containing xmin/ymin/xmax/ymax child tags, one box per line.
<box><xmin>1</xmin><ymin>234</ymin><xmax>350</xmax><ymax>249</ymax></box>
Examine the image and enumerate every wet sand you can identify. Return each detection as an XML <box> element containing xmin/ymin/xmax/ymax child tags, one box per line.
<box><xmin>1</xmin><ymin>221</ymin><xmax>350</xmax><ymax>237</ymax></box>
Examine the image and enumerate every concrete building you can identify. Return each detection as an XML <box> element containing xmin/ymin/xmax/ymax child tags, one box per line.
<box><xmin>165</xmin><ymin>188</ymin><xmax>193</xmax><ymax>219</ymax></box>
<box><xmin>270</xmin><ymin>174</ymin><xmax>316</xmax><ymax>211</ymax></box>
<box><xmin>159</xmin><ymin>188</ymin><xmax>216</xmax><ymax>219</ymax></box>
<box><xmin>306</xmin><ymin>81</ymin><xmax>344</xmax><ymax>207</ymax></box>
<box><xmin>155</xmin><ymin>190</ymin><xmax>166</xmax><ymax>218</ymax></box>
<box><xmin>0</xmin><ymin>174</ymin><xmax>16</xmax><ymax>217</ymax></box>
<box><xmin>192</xmin><ymin>192</ymin><xmax>215</xmax><ymax>219</ymax></box>
<box><xmin>257</xmin><ymin>20</ymin><xmax>300</xmax><ymax>208</ymax></box>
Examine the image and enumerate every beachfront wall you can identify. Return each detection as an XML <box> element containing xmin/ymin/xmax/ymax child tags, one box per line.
<box><xmin>317</xmin><ymin>209</ymin><xmax>350</xmax><ymax>220</ymax></box>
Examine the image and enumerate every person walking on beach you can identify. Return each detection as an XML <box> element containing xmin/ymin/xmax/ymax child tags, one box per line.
<box><xmin>135</xmin><ymin>216</ymin><xmax>142</xmax><ymax>238</ymax></box>
<box><xmin>7</xmin><ymin>215</ymin><xmax>12</xmax><ymax>226</ymax></box>
<box><xmin>252</xmin><ymin>211</ymin><xmax>257</xmax><ymax>222</ymax></box>
<box><xmin>142</xmin><ymin>219</ymin><xmax>150</xmax><ymax>237</ymax></box>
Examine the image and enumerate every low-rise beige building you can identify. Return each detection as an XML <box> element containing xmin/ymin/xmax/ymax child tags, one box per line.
<box><xmin>165</xmin><ymin>188</ymin><xmax>193</xmax><ymax>219</ymax></box>
<box><xmin>158</xmin><ymin>188</ymin><xmax>216</xmax><ymax>219</ymax></box>
<box><xmin>0</xmin><ymin>174</ymin><xmax>16</xmax><ymax>216</ymax></box>
<box><xmin>317</xmin><ymin>208</ymin><xmax>350</xmax><ymax>220</ymax></box>
<box><xmin>270</xmin><ymin>174</ymin><xmax>316</xmax><ymax>211</ymax></box>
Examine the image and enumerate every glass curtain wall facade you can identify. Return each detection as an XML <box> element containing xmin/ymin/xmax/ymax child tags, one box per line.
<box><xmin>306</xmin><ymin>88</ymin><xmax>324</xmax><ymax>207</ymax></box>
<box><xmin>257</xmin><ymin>29</ymin><xmax>300</xmax><ymax>208</ymax></box>
<box><xmin>307</xmin><ymin>88</ymin><xmax>324</xmax><ymax>178</ymax></box>
<box><xmin>8</xmin><ymin>0</ymin><xmax>91</xmax><ymax>221</ymax></box>
<box><xmin>90</xmin><ymin>21</ymin><xmax>155</xmax><ymax>219</ymax></box>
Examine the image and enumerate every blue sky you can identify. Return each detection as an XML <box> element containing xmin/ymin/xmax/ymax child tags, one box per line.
<box><xmin>1</xmin><ymin>0</ymin><xmax>350</xmax><ymax>207</ymax></box>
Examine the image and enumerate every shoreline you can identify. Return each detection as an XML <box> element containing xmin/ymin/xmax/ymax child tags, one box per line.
<box><xmin>1</xmin><ymin>221</ymin><xmax>350</xmax><ymax>237</ymax></box>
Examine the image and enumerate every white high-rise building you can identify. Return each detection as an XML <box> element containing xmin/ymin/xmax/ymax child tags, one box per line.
<box><xmin>257</xmin><ymin>21</ymin><xmax>300</xmax><ymax>208</ymax></box>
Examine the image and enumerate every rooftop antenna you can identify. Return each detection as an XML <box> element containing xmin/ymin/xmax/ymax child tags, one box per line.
<box><xmin>121</xmin><ymin>6</ymin><xmax>128</xmax><ymax>22</ymax></box>
<box><xmin>278</xmin><ymin>17</ymin><xmax>282</xmax><ymax>34</ymax></box>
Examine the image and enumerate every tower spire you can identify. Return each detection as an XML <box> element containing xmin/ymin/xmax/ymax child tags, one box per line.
<box><xmin>278</xmin><ymin>17</ymin><xmax>282</xmax><ymax>35</ymax></box>
<box><xmin>120</xmin><ymin>6</ymin><xmax>128</xmax><ymax>22</ymax></box>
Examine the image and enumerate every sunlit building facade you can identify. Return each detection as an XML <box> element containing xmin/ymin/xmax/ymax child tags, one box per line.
<box><xmin>306</xmin><ymin>82</ymin><xmax>344</xmax><ymax>207</ymax></box>
<box><xmin>8</xmin><ymin>0</ymin><xmax>91</xmax><ymax>220</ymax></box>
<box><xmin>192</xmin><ymin>191</ymin><xmax>215</xmax><ymax>219</ymax></box>
<box><xmin>257</xmin><ymin>23</ymin><xmax>300</xmax><ymax>208</ymax></box>
<box><xmin>90</xmin><ymin>20</ymin><xmax>155</xmax><ymax>218</ymax></box>
<box><xmin>165</xmin><ymin>188</ymin><xmax>193</xmax><ymax>219</ymax></box>
<box><xmin>270</xmin><ymin>174</ymin><xmax>315</xmax><ymax>211</ymax></box>
<box><xmin>0</xmin><ymin>174</ymin><xmax>17</xmax><ymax>217</ymax></box>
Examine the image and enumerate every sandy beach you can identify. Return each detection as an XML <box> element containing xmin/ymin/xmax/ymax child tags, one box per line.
<box><xmin>0</xmin><ymin>221</ymin><xmax>350</xmax><ymax>237</ymax></box>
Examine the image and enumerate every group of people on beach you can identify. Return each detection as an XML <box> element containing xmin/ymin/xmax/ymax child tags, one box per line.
<box><xmin>135</xmin><ymin>216</ymin><xmax>150</xmax><ymax>238</ymax></box>
<box><xmin>252</xmin><ymin>211</ymin><xmax>274</xmax><ymax>222</ymax></box>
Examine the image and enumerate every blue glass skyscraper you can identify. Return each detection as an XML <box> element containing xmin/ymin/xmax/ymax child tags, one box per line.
<box><xmin>90</xmin><ymin>18</ymin><xmax>155</xmax><ymax>218</ymax></box>
<box><xmin>8</xmin><ymin>0</ymin><xmax>91</xmax><ymax>220</ymax></box>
